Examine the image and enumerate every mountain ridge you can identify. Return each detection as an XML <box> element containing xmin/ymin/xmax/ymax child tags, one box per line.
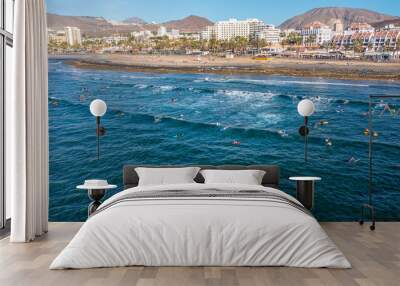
<box><xmin>279</xmin><ymin>7</ymin><xmax>399</xmax><ymax>30</ymax></box>
<box><xmin>122</xmin><ymin>16</ymin><xmax>147</xmax><ymax>25</ymax></box>
<box><xmin>47</xmin><ymin>7</ymin><xmax>400</xmax><ymax>38</ymax></box>
<box><xmin>162</xmin><ymin>15</ymin><xmax>213</xmax><ymax>32</ymax></box>
<box><xmin>47</xmin><ymin>13</ymin><xmax>213</xmax><ymax>36</ymax></box>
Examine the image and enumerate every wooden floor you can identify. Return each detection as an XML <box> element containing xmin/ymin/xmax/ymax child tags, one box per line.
<box><xmin>0</xmin><ymin>222</ymin><xmax>399</xmax><ymax>286</ymax></box>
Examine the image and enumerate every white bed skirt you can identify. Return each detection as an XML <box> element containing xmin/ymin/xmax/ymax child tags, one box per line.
<box><xmin>50</xmin><ymin>183</ymin><xmax>351</xmax><ymax>269</ymax></box>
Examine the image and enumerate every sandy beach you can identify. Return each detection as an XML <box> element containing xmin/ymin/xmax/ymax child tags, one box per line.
<box><xmin>58</xmin><ymin>54</ymin><xmax>400</xmax><ymax>81</ymax></box>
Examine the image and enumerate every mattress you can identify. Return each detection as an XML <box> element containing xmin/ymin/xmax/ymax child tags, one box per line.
<box><xmin>50</xmin><ymin>183</ymin><xmax>351</xmax><ymax>269</ymax></box>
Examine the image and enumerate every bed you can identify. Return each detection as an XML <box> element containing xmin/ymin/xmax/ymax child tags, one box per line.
<box><xmin>50</xmin><ymin>165</ymin><xmax>351</xmax><ymax>269</ymax></box>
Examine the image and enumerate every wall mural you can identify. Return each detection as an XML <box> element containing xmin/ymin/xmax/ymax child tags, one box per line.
<box><xmin>46</xmin><ymin>1</ymin><xmax>400</xmax><ymax>222</ymax></box>
<box><xmin>48</xmin><ymin>61</ymin><xmax>400</xmax><ymax>221</ymax></box>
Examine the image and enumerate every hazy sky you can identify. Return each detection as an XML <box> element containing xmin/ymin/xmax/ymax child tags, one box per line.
<box><xmin>46</xmin><ymin>0</ymin><xmax>400</xmax><ymax>25</ymax></box>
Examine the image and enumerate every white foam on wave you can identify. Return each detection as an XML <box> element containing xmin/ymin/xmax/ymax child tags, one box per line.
<box><xmin>216</xmin><ymin>89</ymin><xmax>277</xmax><ymax>100</ymax></box>
<box><xmin>154</xmin><ymin>85</ymin><xmax>176</xmax><ymax>92</ymax></box>
<box><xmin>256</xmin><ymin>113</ymin><xmax>282</xmax><ymax>125</ymax></box>
<box><xmin>134</xmin><ymin>84</ymin><xmax>149</xmax><ymax>89</ymax></box>
<box><xmin>57</xmin><ymin>69</ymin><xmax>83</xmax><ymax>74</ymax></box>
<box><xmin>196</xmin><ymin>77</ymin><xmax>369</xmax><ymax>88</ymax></box>
<box><xmin>308</xmin><ymin>95</ymin><xmax>334</xmax><ymax>104</ymax></box>
<box><xmin>194</xmin><ymin>77</ymin><xmax>230</xmax><ymax>83</ymax></box>
<box><xmin>128</xmin><ymin>75</ymin><xmax>158</xmax><ymax>80</ymax></box>
<box><xmin>242</xmin><ymin>78</ymin><xmax>370</xmax><ymax>87</ymax></box>
<box><xmin>279</xmin><ymin>80</ymin><xmax>369</xmax><ymax>87</ymax></box>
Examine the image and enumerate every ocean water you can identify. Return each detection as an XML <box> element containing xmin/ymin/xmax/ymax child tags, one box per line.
<box><xmin>48</xmin><ymin>60</ymin><xmax>400</xmax><ymax>222</ymax></box>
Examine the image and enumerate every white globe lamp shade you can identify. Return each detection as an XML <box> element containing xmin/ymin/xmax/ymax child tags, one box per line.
<box><xmin>90</xmin><ymin>99</ymin><xmax>107</xmax><ymax>117</ymax></box>
<box><xmin>297</xmin><ymin>99</ymin><xmax>315</xmax><ymax>117</ymax></box>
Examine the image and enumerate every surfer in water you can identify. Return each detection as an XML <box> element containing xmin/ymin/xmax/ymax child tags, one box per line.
<box><xmin>380</xmin><ymin>103</ymin><xmax>393</xmax><ymax>116</ymax></box>
<box><xmin>325</xmin><ymin>138</ymin><xmax>332</xmax><ymax>146</ymax></box>
<box><xmin>278</xmin><ymin>130</ymin><xmax>288</xmax><ymax>137</ymax></box>
<box><xmin>348</xmin><ymin>156</ymin><xmax>360</xmax><ymax>165</ymax></box>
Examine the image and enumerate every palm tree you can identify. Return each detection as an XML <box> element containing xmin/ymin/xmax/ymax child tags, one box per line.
<box><xmin>325</xmin><ymin>40</ymin><xmax>336</xmax><ymax>52</ymax></box>
<box><xmin>305</xmin><ymin>35</ymin><xmax>316</xmax><ymax>47</ymax></box>
<box><xmin>286</xmin><ymin>32</ymin><xmax>302</xmax><ymax>47</ymax></box>
<box><xmin>367</xmin><ymin>41</ymin><xmax>373</xmax><ymax>52</ymax></box>
<box><xmin>154</xmin><ymin>36</ymin><xmax>172</xmax><ymax>54</ymax></box>
<box><xmin>280</xmin><ymin>38</ymin><xmax>288</xmax><ymax>49</ymax></box>
<box><xmin>383</xmin><ymin>39</ymin><xmax>393</xmax><ymax>52</ymax></box>
<box><xmin>296</xmin><ymin>35</ymin><xmax>303</xmax><ymax>46</ymax></box>
<box><xmin>352</xmin><ymin>39</ymin><xmax>364</xmax><ymax>54</ymax></box>
<box><xmin>126</xmin><ymin>36</ymin><xmax>137</xmax><ymax>50</ymax></box>
<box><xmin>48</xmin><ymin>39</ymin><xmax>58</xmax><ymax>52</ymax></box>
<box><xmin>395</xmin><ymin>37</ymin><xmax>400</xmax><ymax>59</ymax></box>
<box><xmin>209</xmin><ymin>37</ymin><xmax>218</xmax><ymax>54</ymax></box>
<box><xmin>60</xmin><ymin>42</ymin><xmax>68</xmax><ymax>51</ymax></box>
<box><xmin>200</xmin><ymin>40</ymin><xmax>208</xmax><ymax>51</ymax></box>
<box><xmin>192</xmin><ymin>40</ymin><xmax>201</xmax><ymax>50</ymax></box>
<box><xmin>233</xmin><ymin>36</ymin><xmax>248</xmax><ymax>54</ymax></box>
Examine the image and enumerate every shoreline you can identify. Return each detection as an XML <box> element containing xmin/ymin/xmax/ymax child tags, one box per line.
<box><xmin>54</xmin><ymin>54</ymin><xmax>400</xmax><ymax>82</ymax></box>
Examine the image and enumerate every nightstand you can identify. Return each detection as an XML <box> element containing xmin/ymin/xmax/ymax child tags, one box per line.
<box><xmin>289</xmin><ymin>177</ymin><xmax>321</xmax><ymax>210</ymax></box>
<box><xmin>77</xmin><ymin>180</ymin><xmax>117</xmax><ymax>216</ymax></box>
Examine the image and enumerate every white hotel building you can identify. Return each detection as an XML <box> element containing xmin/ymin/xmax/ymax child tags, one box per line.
<box><xmin>64</xmin><ymin>26</ymin><xmax>82</xmax><ymax>46</ymax></box>
<box><xmin>256</xmin><ymin>24</ymin><xmax>281</xmax><ymax>44</ymax></box>
<box><xmin>156</xmin><ymin>26</ymin><xmax>181</xmax><ymax>39</ymax></box>
<box><xmin>202</xmin><ymin>18</ymin><xmax>278</xmax><ymax>41</ymax></box>
<box><xmin>157</xmin><ymin>26</ymin><xmax>168</xmax><ymax>37</ymax></box>
<box><xmin>301</xmin><ymin>22</ymin><xmax>333</xmax><ymax>45</ymax></box>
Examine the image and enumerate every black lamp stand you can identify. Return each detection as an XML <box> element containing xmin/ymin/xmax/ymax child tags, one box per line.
<box><xmin>359</xmin><ymin>98</ymin><xmax>376</xmax><ymax>230</ymax></box>
<box><xmin>359</xmin><ymin>95</ymin><xmax>400</xmax><ymax>231</ymax></box>
<box><xmin>299</xmin><ymin>116</ymin><xmax>310</xmax><ymax>162</ymax></box>
<box><xmin>95</xmin><ymin>116</ymin><xmax>106</xmax><ymax>160</ymax></box>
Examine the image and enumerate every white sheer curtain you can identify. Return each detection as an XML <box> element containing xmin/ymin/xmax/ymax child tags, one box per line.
<box><xmin>7</xmin><ymin>0</ymin><xmax>49</xmax><ymax>242</ymax></box>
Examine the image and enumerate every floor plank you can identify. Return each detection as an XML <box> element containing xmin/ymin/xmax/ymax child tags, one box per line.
<box><xmin>0</xmin><ymin>222</ymin><xmax>398</xmax><ymax>286</ymax></box>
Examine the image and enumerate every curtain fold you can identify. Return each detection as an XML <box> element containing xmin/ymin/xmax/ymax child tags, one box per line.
<box><xmin>8</xmin><ymin>0</ymin><xmax>49</xmax><ymax>242</ymax></box>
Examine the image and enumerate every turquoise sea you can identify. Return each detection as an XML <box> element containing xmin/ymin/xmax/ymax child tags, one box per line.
<box><xmin>48</xmin><ymin>59</ymin><xmax>400</xmax><ymax>221</ymax></box>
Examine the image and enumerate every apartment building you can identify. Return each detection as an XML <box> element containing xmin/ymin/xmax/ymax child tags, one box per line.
<box><xmin>64</xmin><ymin>26</ymin><xmax>82</xmax><ymax>46</ymax></box>
<box><xmin>331</xmin><ymin>30</ymin><xmax>400</xmax><ymax>51</ymax></box>
<box><xmin>345</xmin><ymin>22</ymin><xmax>375</xmax><ymax>35</ymax></box>
<box><xmin>372</xmin><ymin>30</ymin><xmax>400</xmax><ymax>50</ymax></box>
<box><xmin>301</xmin><ymin>22</ymin><xmax>333</xmax><ymax>45</ymax></box>
<box><xmin>256</xmin><ymin>24</ymin><xmax>281</xmax><ymax>44</ymax></box>
<box><xmin>131</xmin><ymin>30</ymin><xmax>154</xmax><ymax>41</ymax></box>
<box><xmin>48</xmin><ymin>29</ymin><xmax>67</xmax><ymax>43</ymax></box>
<box><xmin>202</xmin><ymin>18</ymin><xmax>280</xmax><ymax>41</ymax></box>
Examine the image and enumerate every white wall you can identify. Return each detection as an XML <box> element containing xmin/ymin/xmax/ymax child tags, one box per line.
<box><xmin>4</xmin><ymin>0</ymin><xmax>14</xmax><ymax>220</ymax></box>
<box><xmin>5</xmin><ymin>44</ymin><xmax>12</xmax><ymax>219</ymax></box>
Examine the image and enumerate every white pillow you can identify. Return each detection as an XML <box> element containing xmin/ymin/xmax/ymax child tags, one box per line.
<box><xmin>135</xmin><ymin>167</ymin><xmax>200</xmax><ymax>186</ymax></box>
<box><xmin>200</xmin><ymin>169</ymin><xmax>266</xmax><ymax>185</ymax></box>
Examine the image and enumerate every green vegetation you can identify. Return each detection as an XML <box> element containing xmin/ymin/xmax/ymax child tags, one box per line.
<box><xmin>383</xmin><ymin>39</ymin><xmax>393</xmax><ymax>52</ymax></box>
<box><xmin>48</xmin><ymin>35</ymin><xmax>277</xmax><ymax>55</ymax></box>
<box><xmin>281</xmin><ymin>32</ymin><xmax>302</xmax><ymax>47</ymax></box>
<box><xmin>47</xmin><ymin>31</ymin><xmax>400</xmax><ymax>62</ymax></box>
<box><xmin>304</xmin><ymin>34</ymin><xmax>316</xmax><ymax>46</ymax></box>
<box><xmin>397</xmin><ymin>37</ymin><xmax>400</xmax><ymax>51</ymax></box>
<box><xmin>351</xmin><ymin>39</ymin><xmax>364</xmax><ymax>53</ymax></box>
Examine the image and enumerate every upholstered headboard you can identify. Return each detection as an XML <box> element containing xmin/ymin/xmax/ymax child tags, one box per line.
<box><xmin>123</xmin><ymin>165</ymin><xmax>280</xmax><ymax>189</ymax></box>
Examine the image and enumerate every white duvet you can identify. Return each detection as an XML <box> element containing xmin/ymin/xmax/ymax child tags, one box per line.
<box><xmin>50</xmin><ymin>183</ymin><xmax>351</xmax><ymax>269</ymax></box>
